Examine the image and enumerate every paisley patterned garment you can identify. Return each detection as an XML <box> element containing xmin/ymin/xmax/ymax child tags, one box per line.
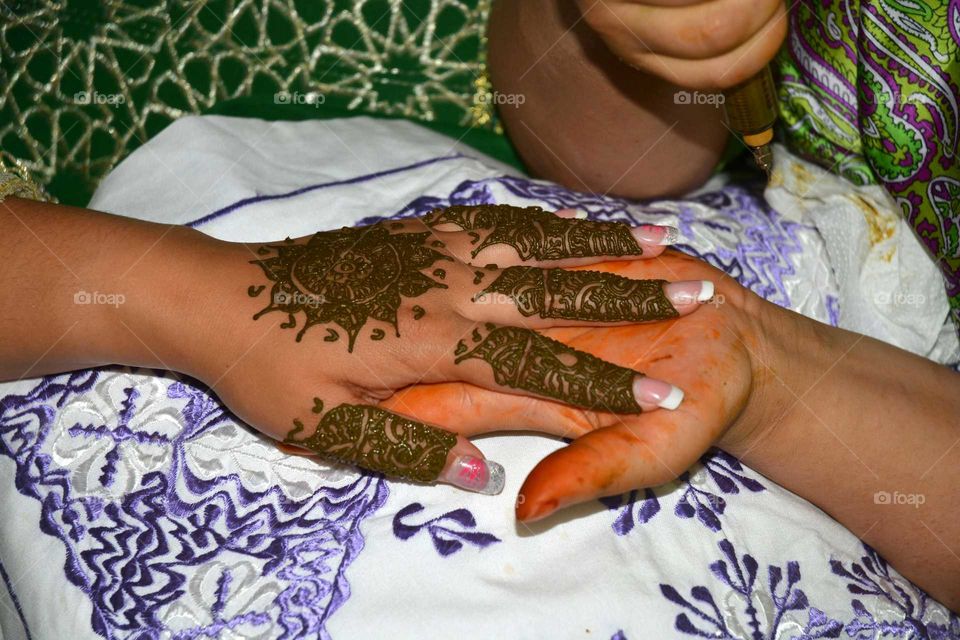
<box><xmin>777</xmin><ymin>0</ymin><xmax>960</xmax><ymax>327</ymax></box>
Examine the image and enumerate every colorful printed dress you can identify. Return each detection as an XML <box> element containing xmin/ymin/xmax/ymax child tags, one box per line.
<box><xmin>777</xmin><ymin>0</ymin><xmax>960</xmax><ymax>327</ymax></box>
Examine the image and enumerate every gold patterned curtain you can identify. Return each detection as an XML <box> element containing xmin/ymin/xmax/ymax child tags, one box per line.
<box><xmin>1</xmin><ymin>0</ymin><xmax>497</xmax><ymax>204</ymax></box>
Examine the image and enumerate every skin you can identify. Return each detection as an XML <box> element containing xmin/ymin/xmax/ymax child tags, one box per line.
<box><xmin>379</xmin><ymin>254</ymin><xmax>960</xmax><ymax>612</ymax></box>
<box><xmin>487</xmin><ymin>0</ymin><xmax>786</xmax><ymax>198</ymax></box>
<box><xmin>0</xmin><ymin>197</ymin><xmax>704</xmax><ymax>486</ymax></box>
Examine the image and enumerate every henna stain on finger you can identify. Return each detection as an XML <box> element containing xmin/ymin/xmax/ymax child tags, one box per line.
<box><xmin>482</xmin><ymin>266</ymin><xmax>678</xmax><ymax>322</ymax></box>
<box><xmin>285</xmin><ymin>401</ymin><xmax>456</xmax><ymax>481</ymax></box>
<box><xmin>454</xmin><ymin>323</ymin><xmax>642</xmax><ymax>413</ymax></box>
<box><xmin>424</xmin><ymin>204</ymin><xmax>643</xmax><ymax>261</ymax></box>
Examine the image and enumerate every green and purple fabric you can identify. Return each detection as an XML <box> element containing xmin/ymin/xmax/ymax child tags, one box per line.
<box><xmin>776</xmin><ymin>0</ymin><xmax>960</xmax><ymax>328</ymax></box>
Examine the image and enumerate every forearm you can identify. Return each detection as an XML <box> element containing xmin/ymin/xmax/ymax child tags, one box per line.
<box><xmin>0</xmin><ymin>197</ymin><xmax>224</xmax><ymax>380</ymax></box>
<box><xmin>487</xmin><ymin>0</ymin><xmax>728</xmax><ymax>198</ymax></box>
<box><xmin>730</xmin><ymin>302</ymin><xmax>960</xmax><ymax>609</ymax></box>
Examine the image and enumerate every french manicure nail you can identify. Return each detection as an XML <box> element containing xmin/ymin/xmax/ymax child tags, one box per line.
<box><xmin>573</xmin><ymin>210</ymin><xmax>589</xmax><ymax>219</ymax></box>
<box><xmin>440</xmin><ymin>455</ymin><xmax>505</xmax><ymax>495</ymax></box>
<box><xmin>632</xmin><ymin>224</ymin><xmax>680</xmax><ymax>246</ymax></box>
<box><xmin>633</xmin><ymin>375</ymin><xmax>684</xmax><ymax>410</ymax></box>
<box><xmin>663</xmin><ymin>280</ymin><xmax>714</xmax><ymax>306</ymax></box>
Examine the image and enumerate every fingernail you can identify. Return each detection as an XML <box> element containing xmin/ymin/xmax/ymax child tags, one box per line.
<box><xmin>440</xmin><ymin>455</ymin><xmax>505</xmax><ymax>495</ymax></box>
<box><xmin>663</xmin><ymin>280</ymin><xmax>714</xmax><ymax>306</ymax></box>
<box><xmin>573</xmin><ymin>210</ymin><xmax>589</xmax><ymax>219</ymax></box>
<box><xmin>631</xmin><ymin>224</ymin><xmax>680</xmax><ymax>245</ymax></box>
<box><xmin>633</xmin><ymin>375</ymin><xmax>684</xmax><ymax>410</ymax></box>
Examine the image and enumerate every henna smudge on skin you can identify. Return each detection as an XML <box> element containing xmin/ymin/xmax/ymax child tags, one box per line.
<box><xmin>481</xmin><ymin>266</ymin><xmax>679</xmax><ymax>322</ymax></box>
<box><xmin>248</xmin><ymin>225</ymin><xmax>450</xmax><ymax>351</ymax></box>
<box><xmin>454</xmin><ymin>323</ymin><xmax>642</xmax><ymax>413</ymax></box>
<box><xmin>424</xmin><ymin>204</ymin><xmax>644</xmax><ymax>261</ymax></box>
<box><xmin>285</xmin><ymin>400</ymin><xmax>457</xmax><ymax>481</ymax></box>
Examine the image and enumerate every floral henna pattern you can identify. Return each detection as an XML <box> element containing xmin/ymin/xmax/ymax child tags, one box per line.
<box><xmin>423</xmin><ymin>204</ymin><xmax>644</xmax><ymax>261</ymax></box>
<box><xmin>454</xmin><ymin>323</ymin><xmax>642</xmax><ymax>413</ymax></box>
<box><xmin>479</xmin><ymin>266</ymin><xmax>679</xmax><ymax>322</ymax></box>
<box><xmin>286</xmin><ymin>399</ymin><xmax>457</xmax><ymax>482</ymax></box>
<box><xmin>248</xmin><ymin>225</ymin><xmax>450</xmax><ymax>350</ymax></box>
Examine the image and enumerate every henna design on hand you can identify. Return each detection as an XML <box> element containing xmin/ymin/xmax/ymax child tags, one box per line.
<box><xmin>285</xmin><ymin>400</ymin><xmax>457</xmax><ymax>481</ymax></box>
<box><xmin>248</xmin><ymin>225</ymin><xmax>450</xmax><ymax>351</ymax></box>
<box><xmin>424</xmin><ymin>204</ymin><xmax>643</xmax><ymax>261</ymax></box>
<box><xmin>480</xmin><ymin>266</ymin><xmax>679</xmax><ymax>322</ymax></box>
<box><xmin>454</xmin><ymin>323</ymin><xmax>642</xmax><ymax>413</ymax></box>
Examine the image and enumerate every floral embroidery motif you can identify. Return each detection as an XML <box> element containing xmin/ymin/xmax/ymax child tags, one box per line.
<box><xmin>0</xmin><ymin>369</ymin><xmax>389</xmax><ymax>639</ymax></box>
<box><xmin>602</xmin><ymin>451</ymin><xmax>766</xmax><ymax>534</ymax></box>
<box><xmin>393</xmin><ymin>502</ymin><xmax>500</xmax><ymax>556</ymax></box>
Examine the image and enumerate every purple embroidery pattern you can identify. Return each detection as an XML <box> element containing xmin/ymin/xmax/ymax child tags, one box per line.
<box><xmin>170</xmin><ymin>568</ymin><xmax>272</xmax><ymax>640</ymax></box>
<box><xmin>0</xmin><ymin>369</ymin><xmax>389</xmax><ymax>639</ymax></box>
<box><xmin>598</xmin><ymin>489</ymin><xmax>660</xmax><ymax>536</ymax></box>
<box><xmin>601</xmin><ymin>451</ymin><xmax>765</xmax><ymax>535</ymax></box>
<box><xmin>831</xmin><ymin>546</ymin><xmax>960</xmax><ymax>639</ymax></box>
<box><xmin>660</xmin><ymin>539</ymin><xmax>818</xmax><ymax>639</ymax></box>
<box><xmin>67</xmin><ymin>386</ymin><xmax>172</xmax><ymax>487</ymax></box>
<box><xmin>657</xmin><ymin>540</ymin><xmax>959</xmax><ymax>640</ymax></box>
<box><xmin>393</xmin><ymin>502</ymin><xmax>501</xmax><ymax>557</ymax></box>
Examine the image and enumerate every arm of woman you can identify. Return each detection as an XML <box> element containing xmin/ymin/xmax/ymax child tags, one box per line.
<box><xmin>486</xmin><ymin>0</ymin><xmax>785</xmax><ymax>198</ymax></box>
<box><xmin>1</xmin><ymin>197</ymin><xmax>712</xmax><ymax>493</ymax></box>
<box><xmin>385</xmin><ymin>253</ymin><xmax>960</xmax><ymax>611</ymax></box>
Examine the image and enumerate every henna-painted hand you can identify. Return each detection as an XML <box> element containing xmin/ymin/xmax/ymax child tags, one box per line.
<box><xmin>374</xmin><ymin>251</ymin><xmax>767</xmax><ymax>519</ymax></box>
<box><xmin>189</xmin><ymin>206</ymin><xmax>713</xmax><ymax>494</ymax></box>
<box><xmin>577</xmin><ymin>0</ymin><xmax>787</xmax><ymax>89</ymax></box>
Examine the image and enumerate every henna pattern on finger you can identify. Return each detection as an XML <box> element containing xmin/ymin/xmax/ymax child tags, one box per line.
<box><xmin>423</xmin><ymin>204</ymin><xmax>643</xmax><ymax>261</ymax></box>
<box><xmin>285</xmin><ymin>401</ymin><xmax>457</xmax><ymax>481</ymax></box>
<box><xmin>454</xmin><ymin>323</ymin><xmax>642</xmax><ymax>413</ymax></box>
<box><xmin>480</xmin><ymin>266</ymin><xmax>679</xmax><ymax>322</ymax></box>
<box><xmin>248</xmin><ymin>224</ymin><xmax>450</xmax><ymax>351</ymax></box>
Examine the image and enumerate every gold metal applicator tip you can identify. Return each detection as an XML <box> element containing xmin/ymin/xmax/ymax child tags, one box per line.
<box><xmin>752</xmin><ymin>144</ymin><xmax>773</xmax><ymax>177</ymax></box>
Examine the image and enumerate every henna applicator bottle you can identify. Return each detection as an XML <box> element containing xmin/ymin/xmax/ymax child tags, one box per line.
<box><xmin>722</xmin><ymin>65</ymin><xmax>778</xmax><ymax>176</ymax></box>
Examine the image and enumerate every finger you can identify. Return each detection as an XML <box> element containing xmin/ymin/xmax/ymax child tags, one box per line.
<box><xmin>443</xmin><ymin>323</ymin><xmax>685</xmax><ymax>413</ymax></box>
<box><xmin>589</xmin><ymin>0</ymin><xmax>782</xmax><ymax>61</ymax></box>
<box><xmin>516</xmin><ymin>414</ymin><xmax>713</xmax><ymax>522</ymax></box>
<box><xmin>281</xmin><ymin>400</ymin><xmax>505</xmax><ymax>494</ymax></box>
<box><xmin>383</xmin><ymin>381</ymin><xmax>606</xmax><ymax>438</ymax></box>
<box><xmin>623</xmin><ymin>2</ymin><xmax>788</xmax><ymax>89</ymax></box>
<box><xmin>466</xmin><ymin>265</ymin><xmax>714</xmax><ymax>327</ymax></box>
<box><xmin>422</xmin><ymin>204</ymin><xmax>679</xmax><ymax>267</ymax></box>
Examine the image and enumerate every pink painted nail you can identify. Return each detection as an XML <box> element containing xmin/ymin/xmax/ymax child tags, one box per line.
<box><xmin>440</xmin><ymin>455</ymin><xmax>505</xmax><ymax>495</ymax></box>
<box><xmin>633</xmin><ymin>375</ymin><xmax>684</xmax><ymax>410</ymax></box>
<box><xmin>632</xmin><ymin>225</ymin><xmax>680</xmax><ymax>246</ymax></box>
<box><xmin>663</xmin><ymin>280</ymin><xmax>714</xmax><ymax>306</ymax></box>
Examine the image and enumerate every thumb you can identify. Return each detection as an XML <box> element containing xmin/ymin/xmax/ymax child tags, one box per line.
<box><xmin>516</xmin><ymin>415</ymin><xmax>710</xmax><ymax>522</ymax></box>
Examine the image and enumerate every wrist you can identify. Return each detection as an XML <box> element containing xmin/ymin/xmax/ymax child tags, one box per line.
<box><xmin>108</xmin><ymin>226</ymin><xmax>244</xmax><ymax>380</ymax></box>
<box><xmin>717</xmin><ymin>292</ymin><xmax>838</xmax><ymax>460</ymax></box>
